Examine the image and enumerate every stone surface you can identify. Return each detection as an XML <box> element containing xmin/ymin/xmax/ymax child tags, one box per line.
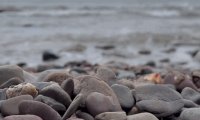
<box><xmin>19</xmin><ymin>100</ymin><xmax>61</xmax><ymax>120</ymax></box>
<box><xmin>180</xmin><ymin>108</ymin><xmax>200</xmax><ymax>120</ymax></box>
<box><xmin>1</xmin><ymin>95</ymin><xmax>33</xmax><ymax>116</ymax></box>
<box><xmin>34</xmin><ymin>95</ymin><xmax>66</xmax><ymax>112</ymax></box>
<box><xmin>96</xmin><ymin>66</ymin><xmax>117</xmax><ymax>85</ymax></box>
<box><xmin>42</xmin><ymin>51</ymin><xmax>59</xmax><ymax>61</ymax></box>
<box><xmin>75</xmin><ymin>75</ymin><xmax>121</xmax><ymax>111</ymax></box>
<box><xmin>135</xmin><ymin>84</ymin><xmax>184</xmax><ymax>117</ymax></box>
<box><xmin>127</xmin><ymin>113</ymin><xmax>158</xmax><ymax>120</ymax></box>
<box><xmin>0</xmin><ymin>65</ymin><xmax>24</xmax><ymax>85</ymax></box>
<box><xmin>0</xmin><ymin>77</ymin><xmax>23</xmax><ymax>89</ymax></box>
<box><xmin>62</xmin><ymin>94</ymin><xmax>83</xmax><ymax>120</ymax></box>
<box><xmin>181</xmin><ymin>87</ymin><xmax>200</xmax><ymax>104</ymax></box>
<box><xmin>61</xmin><ymin>79</ymin><xmax>74</xmax><ymax>96</ymax></box>
<box><xmin>3</xmin><ymin>115</ymin><xmax>43</xmax><ymax>120</ymax></box>
<box><xmin>192</xmin><ymin>70</ymin><xmax>200</xmax><ymax>88</ymax></box>
<box><xmin>40</xmin><ymin>84</ymin><xmax>72</xmax><ymax>107</ymax></box>
<box><xmin>86</xmin><ymin>92</ymin><xmax>119</xmax><ymax>117</ymax></box>
<box><xmin>6</xmin><ymin>83</ymin><xmax>38</xmax><ymax>98</ymax></box>
<box><xmin>116</xmin><ymin>79</ymin><xmax>135</xmax><ymax>89</ymax></box>
<box><xmin>111</xmin><ymin>84</ymin><xmax>134</xmax><ymax>110</ymax></box>
<box><xmin>76</xmin><ymin>110</ymin><xmax>94</xmax><ymax>120</ymax></box>
<box><xmin>95</xmin><ymin>112</ymin><xmax>127</xmax><ymax>120</ymax></box>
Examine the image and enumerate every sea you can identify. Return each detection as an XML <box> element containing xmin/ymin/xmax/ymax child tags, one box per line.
<box><xmin>0</xmin><ymin>0</ymin><xmax>200</xmax><ymax>68</ymax></box>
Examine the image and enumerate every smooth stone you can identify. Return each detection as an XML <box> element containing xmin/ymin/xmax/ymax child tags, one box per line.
<box><xmin>61</xmin><ymin>79</ymin><xmax>74</xmax><ymax>97</ymax></box>
<box><xmin>19</xmin><ymin>100</ymin><xmax>61</xmax><ymax>120</ymax></box>
<box><xmin>96</xmin><ymin>66</ymin><xmax>117</xmax><ymax>85</ymax></box>
<box><xmin>116</xmin><ymin>79</ymin><xmax>135</xmax><ymax>89</ymax></box>
<box><xmin>67</xmin><ymin>117</ymin><xmax>84</xmax><ymax>120</ymax></box>
<box><xmin>34</xmin><ymin>95</ymin><xmax>66</xmax><ymax>112</ymax></box>
<box><xmin>138</xmin><ymin>49</ymin><xmax>151</xmax><ymax>55</ymax></box>
<box><xmin>0</xmin><ymin>77</ymin><xmax>23</xmax><ymax>89</ymax></box>
<box><xmin>76</xmin><ymin>110</ymin><xmax>94</xmax><ymax>120</ymax></box>
<box><xmin>181</xmin><ymin>87</ymin><xmax>200</xmax><ymax>104</ymax></box>
<box><xmin>135</xmin><ymin>84</ymin><xmax>184</xmax><ymax>117</ymax></box>
<box><xmin>180</xmin><ymin>108</ymin><xmax>200</xmax><ymax>120</ymax></box>
<box><xmin>42</xmin><ymin>71</ymin><xmax>72</xmax><ymax>85</ymax></box>
<box><xmin>86</xmin><ymin>92</ymin><xmax>118</xmax><ymax>117</ymax></box>
<box><xmin>75</xmin><ymin>75</ymin><xmax>121</xmax><ymax>111</ymax></box>
<box><xmin>23</xmin><ymin>71</ymin><xmax>37</xmax><ymax>82</ymax></box>
<box><xmin>62</xmin><ymin>94</ymin><xmax>83</xmax><ymax>120</ymax></box>
<box><xmin>31</xmin><ymin>82</ymin><xmax>53</xmax><ymax>91</ymax></box>
<box><xmin>95</xmin><ymin>112</ymin><xmax>126</xmax><ymax>120</ymax></box>
<box><xmin>3</xmin><ymin>115</ymin><xmax>42</xmax><ymax>120</ymax></box>
<box><xmin>111</xmin><ymin>84</ymin><xmax>134</xmax><ymax>110</ymax></box>
<box><xmin>0</xmin><ymin>65</ymin><xmax>24</xmax><ymax>85</ymax></box>
<box><xmin>42</xmin><ymin>51</ymin><xmax>59</xmax><ymax>61</ymax></box>
<box><xmin>40</xmin><ymin>84</ymin><xmax>72</xmax><ymax>107</ymax></box>
<box><xmin>1</xmin><ymin>95</ymin><xmax>33</xmax><ymax>116</ymax></box>
<box><xmin>6</xmin><ymin>83</ymin><xmax>38</xmax><ymax>98</ymax></box>
<box><xmin>127</xmin><ymin>113</ymin><xmax>158</xmax><ymax>120</ymax></box>
<box><xmin>183</xmin><ymin>99</ymin><xmax>199</xmax><ymax>108</ymax></box>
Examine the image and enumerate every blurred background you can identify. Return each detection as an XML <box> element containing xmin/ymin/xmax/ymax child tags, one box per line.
<box><xmin>0</xmin><ymin>0</ymin><xmax>200</xmax><ymax>69</ymax></box>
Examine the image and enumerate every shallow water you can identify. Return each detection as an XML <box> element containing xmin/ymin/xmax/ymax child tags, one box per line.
<box><xmin>0</xmin><ymin>0</ymin><xmax>200</xmax><ymax>68</ymax></box>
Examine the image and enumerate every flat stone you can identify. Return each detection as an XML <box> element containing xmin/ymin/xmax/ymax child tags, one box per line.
<box><xmin>34</xmin><ymin>95</ymin><xmax>66</xmax><ymax>112</ymax></box>
<box><xmin>135</xmin><ymin>84</ymin><xmax>184</xmax><ymax>117</ymax></box>
<box><xmin>1</xmin><ymin>95</ymin><xmax>33</xmax><ymax>116</ymax></box>
<box><xmin>127</xmin><ymin>113</ymin><xmax>158</xmax><ymax>120</ymax></box>
<box><xmin>111</xmin><ymin>84</ymin><xmax>134</xmax><ymax>110</ymax></box>
<box><xmin>75</xmin><ymin>75</ymin><xmax>121</xmax><ymax>111</ymax></box>
<box><xmin>95</xmin><ymin>112</ymin><xmax>127</xmax><ymax>120</ymax></box>
<box><xmin>40</xmin><ymin>84</ymin><xmax>72</xmax><ymax>107</ymax></box>
<box><xmin>0</xmin><ymin>65</ymin><xmax>24</xmax><ymax>85</ymax></box>
<box><xmin>19</xmin><ymin>100</ymin><xmax>61</xmax><ymax>120</ymax></box>
<box><xmin>3</xmin><ymin>115</ymin><xmax>42</xmax><ymax>120</ymax></box>
<box><xmin>0</xmin><ymin>77</ymin><xmax>23</xmax><ymax>89</ymax></box>
<box><xmin>180</xmin><ymin>108</ymin><xmax>200</xmax><ymax>120</ymax></box>
<box><xmin>181</xmin><ymin>87</ymin><xmax>200</xmax><ymax>104</ymax></box>
<box><xmin>86</xmin><ymin>92</ymin><xmax>118</xmax><ymax>117</ymax></box>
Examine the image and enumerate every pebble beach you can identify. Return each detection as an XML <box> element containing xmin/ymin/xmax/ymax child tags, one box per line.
<box><xmin>1</xmin><ymin>0</ymin><xmax>200</xmax><ymax>120</ymax></box>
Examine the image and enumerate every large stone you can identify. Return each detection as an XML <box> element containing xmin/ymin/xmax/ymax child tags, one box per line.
<box><xmin>95</xmin><ymin>112</ymin><xmax>127</xmax><ymax>120</ymax></box>
<box><xmin>0</xmin><ymin>77</ymin><xmax>23</xmax><ymax>89</ymax></box>
<box><xmin>135</xmin><ymin>84</ymin><xmax>184</xmax><ymax>117</ymax></box>
<box><xmin>111</xmin><ymin>84</ymin><xmax>134</xmax><ymax>110</ymax></box>
<box><xmin>75</xmin><ymin>75</ymin><xmax>121</xmax><ymax>111</ymax></box>
<box><xmin>127</xmin><ymin>113</ymin><xmax>158</xmax><ymax>120</ymax></box>
<box><xmin>181</xmin><ymin>87</ymin><xmax>200</xmax><ymax>104</ymax></box>
<box><xmin>96</xmin><ymin>66</ymin><xmax>117</xmax><ymax>85</ymax></box>
<box><xmin>19</xmin><ymin>100</ymin><xmax>61</xmax><ymax>120</ymax></box>
<box><xmin>40</xmin><ymin>84</ymin><xmax>72</xmax><ymax>107</ymax></box>
<box><xmin>61</xmin><ymin>79</ymin><xmax>74</xmax><ymax>97</ymax></box>
<box><xmin>0</xmin><ymin>65</ymin><xmax>24</xmax><ymax>85</ymax></box>
<box><xmin>76</xmin><ymin>110</ymin><xmax>94</xmax><ymax>120</ymax></box>
<box><xmin>1</xmin><ymin>95</ymin><xmax>33</xmax><ymax>116</ymax></box>
<box><xmin>34</xmin><ymin>95</ymin><xmax>66</xmax><ymax>112</ymax></box>
<box><xmin>86</xmin><ymin>92</ymin><xmax>118</xmax><ymax>117</ymax></box>
<box><xmin>3</xmin><ymin>115</ymin><xmax>42</xmax><ymax>120</ymax></box>
<box><xmin>6</xmin><ymin>83</ymin><xmax>38</xmax><ymax>98</ymax></box>
<box><xmin>180</xmin><ymin>108</ymin><xmax>200</xmax><ymax>120</ymax></box>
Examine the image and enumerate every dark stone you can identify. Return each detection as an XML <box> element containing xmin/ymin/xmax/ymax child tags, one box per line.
<box><xmin>135</xmin><ymin>84</ymin><xmax>184</xmax><ymax>117</ymax></box>
<box><xmin>34</xmin><ymin>95</ymin><xmax>66</xmax><ymax>112</ymax></box>
<box><xmin>19</xmin><ymin>100</ymin><xmax>61</xmax><ymax>120</ymax></box>
<box><xmin>1</xmin><ymin>95</ymin><xmax>33</xmax><ymax>116</ymax></box>
<box><xmin>0</xmin><ymin>77</ymin><xmax>23</xmax><ymax>89</ymax></box>
<box><xmin>42</xmin><ymin>51</ymin><xmax>59</xmax><ymax>61</ymax></box>
<box><xmin>40</xmin><ymin>84</ymin><xmax>72</xmax><ymax>107</ymax></box>
<box><xmin>61</xmin><ymin>79</ymin><xmax>74</xmax><ymax>97</ymax></box>
<box><xmin>76</xmin><ymin>110</ymin><xmax>94</xmax><ymax>120</ymax></box>
<box><xmin>111</xmin><ymin>84</ymin><xmax>134</xmax><ymax>110</ymax></box>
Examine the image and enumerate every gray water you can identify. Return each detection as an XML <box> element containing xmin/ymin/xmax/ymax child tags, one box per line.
<box><xmin>0</xmin><ymin>0</ymin><xmax>200</xmax><ymax>68</ymax></box>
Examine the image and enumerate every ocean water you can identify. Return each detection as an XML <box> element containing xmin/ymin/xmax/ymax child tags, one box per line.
<box><xmin>0</xmin><ymin>0</ymin><xmax>200</xmax><ymax>67</ymax></box>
